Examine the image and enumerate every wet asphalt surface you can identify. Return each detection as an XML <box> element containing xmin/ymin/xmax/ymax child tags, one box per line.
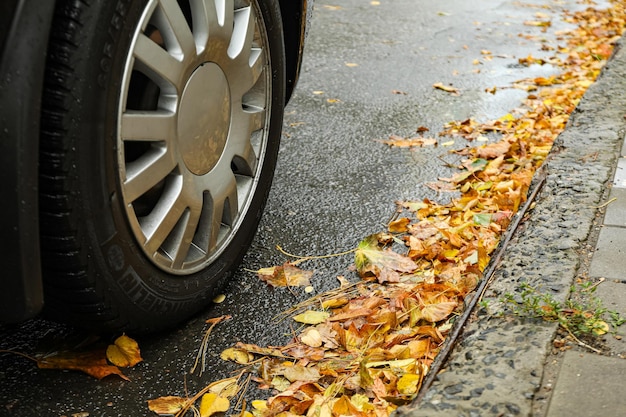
<box><xmin>0</xmin><ymin>0</ymin><xmax>594</xmax><ymax>415</ymax></box>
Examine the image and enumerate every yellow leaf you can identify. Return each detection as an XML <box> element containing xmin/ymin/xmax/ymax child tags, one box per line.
<box><xmin>590</xmin><ymin>319</ymin><xmax>610</xmax><ymax>335</ymax></box>
<box><xmin>321</xmin><ymin>297</ymin><xmax>349</xmax><ymax>309</ymax></box>
<box><xmin>147</xmin><ymin>396</ymin><xmax>188</xmax><ymax>415</ymax></box>
<box><xmin>397</xmin><ymin>373</ymin><xmax>422</xmax><ymax>395</ymax></box>
<box><xmin>208</xmin><ymin>377</ymin><xmax>239</xmax><ymax>398</ymax></box>
<box><xmin>220</xmin><ymin>348</ymin><xmax>254</xmax><ymax>364</ymax></box>
<box><xmin>293</xmin><ymin>310</ymin><xmax>330</xmax><ymax>324</ymax></box>
<box><xmin>199</xmin><ymin>393</ymin><xmax>229</xmax><ymax>417</ymax></box>
<box><xmin>350</xmin><ymin>394</ymin><xmax>375</xmax><ymax>412</ymax></box>
<box><xmin>106</xmin><ymin>334</ymin><xmax>143</xmax><ymax>368</ymax></box>
<box><xmin>251</xmin><ymin>400</ymin><xmax>268</xmax><ymax>411</ymax></box>
<box><xmin>366</xmin><ymin>358</ymin><xmax>416</xmax><ymax>372</ymax></box>
<box><xmin>524</xmin><ymin>20</ymin><xmax>551</xmax><ymax>27</ymax></box>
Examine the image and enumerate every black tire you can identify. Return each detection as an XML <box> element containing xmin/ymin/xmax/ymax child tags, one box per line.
<box><xmin>39</xmin><ymin>0</ymin><xmax>285</xmax><ymax>333</ymax></box>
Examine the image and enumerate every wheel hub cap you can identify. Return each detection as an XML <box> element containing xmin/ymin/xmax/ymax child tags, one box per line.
<box><xmin>178</xmin><ymin>63</ymin><xmax>231</xmax><ymax>176</ymax></box>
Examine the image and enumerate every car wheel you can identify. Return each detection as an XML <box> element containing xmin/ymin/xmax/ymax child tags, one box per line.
<box><xmin>39</xmin><ymin>0</ymin><xmax>285</xmax><ymax>332</ymax></box>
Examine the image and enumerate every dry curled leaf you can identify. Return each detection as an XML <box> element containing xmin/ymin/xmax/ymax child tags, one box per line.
<box><xmin>433</xmin><ymin>82</ymin><xmax>460</xmax><ymax>95</ymax></box>
<box><xmin>257</xmin><ymin>263</ymin><xmax>314</xmax><ymax>287</ymax></box>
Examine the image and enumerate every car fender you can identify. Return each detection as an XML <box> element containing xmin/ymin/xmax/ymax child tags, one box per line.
<box><xmin>0</xmin><ymin>0</ymin><xmax>56</xmax><ymax>322</ymax></box>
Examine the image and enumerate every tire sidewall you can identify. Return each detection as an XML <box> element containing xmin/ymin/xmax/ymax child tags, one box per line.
<box><xmin>67</xmin><ymin>0</ymin><xmax>285</xmax><ymax>330</ymax></box>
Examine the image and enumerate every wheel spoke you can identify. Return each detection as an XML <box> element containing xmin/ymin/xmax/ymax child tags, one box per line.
<box><xmin>227</xmin><ymin>107</ymin><xmax>265</xmax><ymax>174</ymax></box>
<box><xmin>124</xmin><ymin>148</ymin><xmax>177</xmax><ymax>203</ymax></box>
<box><xmin>134</xmin><ymin>34</ymin><xmax>184</xmax><ymax>90</ymax></box>
<box><xmin>142</xmin><ymin>184</ymin><xmax>187</xmax><ymax>255</ymax></box>
<box><xmin>228</xmin><ymin>10</ymin><xmax>266</xmax><ymax>97</ymax></box>
<box><xmin>248</xmin><ymin>47</ymin><xmax>265</xmax><ymax>83</ymax></box>
<box><xmin>121</xmin><ymin>111</ymin><xmax>176</xmax><ymax>141</ymax></box>
<box><xmin>190</xmin><ymin>0</ymin><xmax>228</xmax><ymax>52</ymax></box>
<box><xmin>205</xmin><ymin>169</ymin><xmax>239</xmax><ymax>252</ymax></box>
<box><xmin>228</xmin><ymin>6</ymin><xmax>254</xmax><ymax>61</ymax></box>
<box><xmin>154</xmin><ymin>0</ymin><xmax>196</xmax><ymax>59</ymax></box>
<box><xmin>171</xmin><ymin>205</ymin><xmax>202</xmax><ymax>269</ymax></box>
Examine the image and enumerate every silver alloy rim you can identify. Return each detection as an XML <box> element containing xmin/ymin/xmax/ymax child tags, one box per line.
<box><xmin>117</xmin><ymin>0</ymin><xmax>270</xmax><ymax>274</ymax></box>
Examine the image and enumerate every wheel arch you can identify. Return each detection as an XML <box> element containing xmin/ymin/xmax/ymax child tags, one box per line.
<box><xmin>278</xmin><ymin>0</ymin><xmax>308</xmax><ymax>101</ymax></box>
<box><xmin>0</xmin><ymin>0</ymin><xmax>57</xmax><ymax>323</ymax></box>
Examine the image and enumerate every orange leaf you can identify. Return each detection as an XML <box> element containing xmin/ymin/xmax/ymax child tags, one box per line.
<box><xmin>389</xmin><ymin>217</ymin><xmax>411</xmax><ymax>233</ymax></box>
<box><xmin>380</xmin><ymin>135</ymin><xmax>438</xmax><ymax>148</ymax></box>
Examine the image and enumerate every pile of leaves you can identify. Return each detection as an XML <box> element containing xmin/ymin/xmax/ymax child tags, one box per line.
<box><xmin>148</xmin><ymin>2</ymin><xmax>626</xmax><ymax>417</ymax></box>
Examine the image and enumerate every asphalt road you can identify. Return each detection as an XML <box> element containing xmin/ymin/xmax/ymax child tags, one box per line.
<box><xmin>0</xmin><ymin>1</ymin><xmax>587</xmax><ymax>415</ymax></box>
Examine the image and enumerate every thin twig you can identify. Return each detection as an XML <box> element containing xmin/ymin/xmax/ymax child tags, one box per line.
<box><xmin>0</xmin><ymin>349</ymin><xmax>38</xmax><ymax>363</ymax></box>
<box><xmin>582</xmin><ymin>277</ymin><xmax>605</xmax><ymax>293</ymax></box>
<box><xmin>190</xmin><ymin>315</ymin><xmax>230</xmax><ymax>375</ymax></box>
<box><xmin>592</xmin><ymin>197</ymin><xmax>616</xmax><ymax>209</ymax></box>
<box><xmin>563</xmin><ymin>325</ymin><xmax>602</xmax><ymax>353</ymax></box>
<box><xmin>276</xmin><ymin>245</ymin><xmax>356</xmax><ymax>266</ymax></box>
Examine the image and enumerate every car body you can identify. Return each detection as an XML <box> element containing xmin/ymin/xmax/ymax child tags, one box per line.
<box><xmin>0</xmin><ymin>0</ymin><xmax>310</xmax><ymax>331</ymax></box>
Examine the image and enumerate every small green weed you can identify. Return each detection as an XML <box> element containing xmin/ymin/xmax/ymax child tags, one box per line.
<box><xmin>502</xmin><ymin>282</ymin><xmax>624</xmax><ymax>338</ymax></box>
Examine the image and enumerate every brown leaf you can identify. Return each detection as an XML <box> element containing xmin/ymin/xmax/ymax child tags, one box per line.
<box><xmin>37</xmin><ymin>350</ymin><xmax>129</xmax><ymax>381</ymax></box>
<box><xmin>282</xmin><ymin>365</ymin><xmax>321</xmax><ymax>383</ymax></box>
<box><xmin>355</xmin><ymin>234</ymin><xmax>417</xmax><ymax>279</ymax></box>
<box><xmin>257</xmin><ymin>263</ymin><xmax>313</xmax><ymax>287</ymax></box>
<box><xmin>475</xmin><ymin>140</ymin><xmax>511</xmax><ymax>159</ymax></box>
<box><xmin>328</xmin><ymin>307</ymin><xmax>373</xmax><ymax>322</ymax></box>
<box><xmin>421</xmin><ymin>298</ymin><xmax>458</xmax><ymax>323</ymax></box>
